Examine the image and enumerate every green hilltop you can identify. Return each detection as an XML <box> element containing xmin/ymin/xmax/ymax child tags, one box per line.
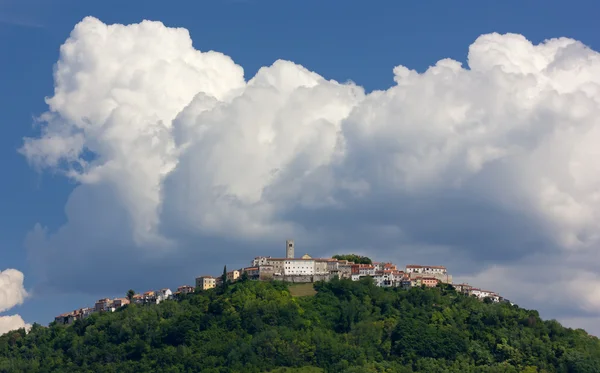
<box><xmin>1</xmin><ymin>278</ymin><xmax>599</xmax><ymax>373</ymax></box>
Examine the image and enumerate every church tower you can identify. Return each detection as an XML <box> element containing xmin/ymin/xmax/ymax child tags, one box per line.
<box><xmin>285</xmin><ymin>239</ymin><xmax>295</xmax><ymax>259</ymax></box>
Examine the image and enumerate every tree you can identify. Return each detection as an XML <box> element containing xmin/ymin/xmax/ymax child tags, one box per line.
<box><xmin>222</xmin><ymin>265</ymin><xmax>228</xmax><ymax>287</ymax></box>
<box><xmin>126</xmin><ymin>289</ymin><xmax>135</xmax><ymax>301</ymax></box>
<box><xmin>332</xmin><ymin>254</ymin><xmax>372</xmax><ymax>265</ymax></box>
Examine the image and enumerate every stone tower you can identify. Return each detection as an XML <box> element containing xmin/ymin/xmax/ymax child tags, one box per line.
<box><xmin>286</xmin><ymin>239</ymin><xmax>295</xmax><ymax>259</ymax></box>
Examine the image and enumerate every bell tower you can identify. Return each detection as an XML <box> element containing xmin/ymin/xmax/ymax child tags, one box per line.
<box><xmin>285</xmin><ymin>239</ymin><xmax>295</xmax><ymax>259</ymax></box>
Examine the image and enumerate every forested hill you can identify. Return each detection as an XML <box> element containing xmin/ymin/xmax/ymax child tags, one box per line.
<box><xmin>1</xmin><ymin>279</ymin><xmax>599</xmax><ymax>373</ymax></box>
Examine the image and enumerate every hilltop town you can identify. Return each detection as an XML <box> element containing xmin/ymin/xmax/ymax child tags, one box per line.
<box><xmin>54</xmin><ymin>240</ymin><xmax>510</xmax><ymax>325</ymax></box>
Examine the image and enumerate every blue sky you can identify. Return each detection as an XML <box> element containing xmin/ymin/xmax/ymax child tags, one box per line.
<box><xmin>2</xmin><ymin>0</ymin><xmax>600</xmax><ymax>333</ymax></box>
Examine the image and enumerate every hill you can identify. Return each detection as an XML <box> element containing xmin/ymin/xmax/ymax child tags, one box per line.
<box><xmin>1</xmin><ymin>278</ymin><xmax>599</xmax><ymax>373</ymax></box>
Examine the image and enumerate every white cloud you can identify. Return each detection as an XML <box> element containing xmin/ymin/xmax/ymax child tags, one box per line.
<box><xmin>0</xmin><ymin>269</ymin><xmax>28</xmax><ymax>312</ymax></box>
<box><xmin>20</xmin><ymin>17</ymin><xmax>600</xmax><ymax>335</ymax></box>
<box><xmin>0</xmin><ymin>269</ymin><xmax>30</xmax><ymax>335</ymax></box>
<box><xmin>0</xmin><ymin>315</ymin><xmax>31</xmax><ymax>336</ymax></box>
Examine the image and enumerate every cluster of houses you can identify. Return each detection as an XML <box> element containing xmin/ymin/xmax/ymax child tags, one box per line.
<box><xmin>54</xmin><ymin>240</ymin><xmax>509</xmax><ymax>325</ymax></box>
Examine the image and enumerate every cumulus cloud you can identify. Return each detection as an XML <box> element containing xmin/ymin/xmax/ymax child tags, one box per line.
<box><xmin>0</xmin><ymin>269</ymin><xmax>30</xmax><ymax>335</ymax></box>
<box><xmin>20</xmin><ymin>17</ymin><xmax>600</xmax><ymax>334</ymax></box>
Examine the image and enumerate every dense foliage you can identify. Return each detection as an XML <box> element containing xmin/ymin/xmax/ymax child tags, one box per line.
<box><xmin>332</xmin><ymin>254</ymin><xmax>372</xmax><ymax>264</ymax></box>
<box><xmin>1</xmin><ymin>278</ymin><xmax>599</xmax><ymax>373</ymax></box>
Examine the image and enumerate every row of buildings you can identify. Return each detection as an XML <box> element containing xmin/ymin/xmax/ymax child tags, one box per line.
<box><xmin>54</xmin><ymin>287</ymin><xmax>195</xmax><ymax>325</ymax></box>
<box><xmin>54</xmin><ymin>240</ymin><xmax>507</xmax><ymax>325</ymax></box>
<box><xmin>195</xmin><ymin>240</ymin><xmax>507</xmax><ymax>302</ymax></box>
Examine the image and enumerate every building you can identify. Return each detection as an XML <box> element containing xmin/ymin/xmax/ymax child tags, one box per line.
<box><xmin>196</xmin><ymin>276</ymin><xmax>216</xmax><ymax>290</ymax></box>
<box><xmin>406</xmin><ymin>265</ymin><xmax>453</xmax><ymax>284</ymax></box>
<box><xmin>142</xmin><ymin>291</ymin><xmax>158</xmax><ymax>305</ymax></box>
<box><xmin>243</xmin><ymin>267</ymin><xmax>260</xmax><ymax>279</ymax></box>
<box><xmin>374</xmin><ymin>262</ymin><xmax>398</xmax><ymax>271</ymax></box>
<box><xmin>283</xmin><ymin>258</ymin><xmax>315</xmax><ymax>275</ymax></box>
<box><xmin>177</xmin><ymin>285</ymin><xmax>195</xmax><ymax>294</ymax></box>
<box><xmin>54</xmin><ymin>307</ymin><xmax>94</xmax><ymax>325</ymax></box>
<box><xmin>132</xmin><ymin>294</ymin><xmax>144</xmax><ymax>304</ymax></box>
<box><xmin>469</xmin><ymin>288</ymin><xmax>499</xmax><ymax>301</ymax></box>
<box><xmin>157</xmin><ymin>288</ymin><xmax>173</xmax><ymax>301</ymax></box>
<box><xmin>259</xmin><ymin>265</ymin><xmax>275</xmax><ymax>280</ymax></box>
<box><xmin>94</xmin><ymin>298</ymin><xmax>111</xmax><ymax>312</ymax></box>
<box><xmin>421</xmin><ymin>277</ymin><xmax>440</xmax><ymax>287</ymax></box>
<box><xmin>227</xmin><ymin>270</ymin><xmax>240</xmax><ymax>282</ymax></box>
<box><xmin>112</xmin><ymin>298</ymin><xmax>130</xmax><ymax>308</ymax></box>
<box><xmin>314</xmin><ymin>259</ymin><xmax>329</xmax><ymax>275</ymax></box>
<box><xmin>453</xmin><ymin>283</ymin><xmax>472</xmax><ymax>293</ymax></box>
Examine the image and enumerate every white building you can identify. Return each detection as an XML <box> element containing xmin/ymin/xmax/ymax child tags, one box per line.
<box><xmin>469</xmin><ymin>288</ymin><xmax>499</xmax><ymax>302</ymax></box>
<box><xmin>358</xmin><ymin>266</ymin><xmax>376</xmax><ymax>276</ymax></box>
<box><xmin>405</xmin><ymin>265</ymin><xmax>447</xmax><ymax>274</ymax></box>
<box><xmin>157</xmin><ymin>288</ymin><xmax>173</xmax><ymax>301</ymax></box>
<box><xmin>283</xmin><ymin>259</ymin><xmax>315</xmax><ymax>275</ymax></box>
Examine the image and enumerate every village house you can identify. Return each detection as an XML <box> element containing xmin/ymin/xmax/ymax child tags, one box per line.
<box><xmin>243</xmin><ymin>267</ymin><xmax>260</xmax><ymax>279</ymax></box>
<box><xmin>227</xmin><ymin>270</ymin><xmax>240</xmax><ymax>282</ymax></box>
<box><xmin>469</xmin><ymin>288</ymin><xmax>500</xmax><ymax>302</ymax></box>
<box><xmin>421</xmin><ymin>277</ymin><xmax>440</xmax><ymax>287</ymax></box>
<box><xmin>112</xmin><ymin>298</ymin><xmax>130</xmax><ymax>309</ymax></box>
<box><xmin>157</xmin><ymin>288</ymin><xmax>173</xmax><ymax>301</ymax></box>
<box><xmin>178</xmin><ymin>285</ymin><xmax>195</xmax><ymax>294</ymax></box>
<box><xmin>54</xmin><ymin>307</ymin><xmax>94</xmax><ymax>325</ymax></box>
<box><xmin>94</xmin><ymin>298</ymin><xmax>111</xmax><ymax>312</ymax></box>
<box><xmin>143</xmin><ymin>291</ymin><xmax>159</xmax><ymax>304</ymax></box>
<box><xmin>196</xmin><ymin>276</ymin><xmax>217</xmax><ymax>290</ymax></box>
<box><xmin>452</xmin><ymin>283</ymin><xmax>472</xmax><ymax>293</ymax></box>
<box><xmin>406</xmin><ymin>265</ymin><xmax>453</xmax><ymax>284</ymax></box>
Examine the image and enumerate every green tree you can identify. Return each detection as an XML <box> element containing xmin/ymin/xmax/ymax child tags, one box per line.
<box><xmin>126</xmin><ymin>289</ymin><xmax>135</xmax><ymax>301</ymax></box>
<box><xmin>1</xmin><ymin>279</ymin><xmax>600</xmax><ymax>372</ymax></box>
<box><xmin>332</xmin><ymin>254</ymin><xmax>373</xmax><ymax>264</ymax></box>
<box><xmin>222</xmin><ymin>265</ymin><xmax>228</xmax><ymax>288</ymax></box>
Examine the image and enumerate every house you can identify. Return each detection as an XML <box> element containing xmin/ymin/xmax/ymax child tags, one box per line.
<box><xmin>157</xmin><ymin>288</ymin><xmax>173</xmax><ymax>301</ymax></box>
<box><xmin>143</xmin><ymin>291</ymin><xmax>159</xmax><ymax>305</ymax></box>
<box><xmin>421</xmin><ymin>277</ymin><xmax>440</xmax><ymax>288</ymax></box>
<box><xmin>400</xmin><ymin>275</ymin><xmax>412</xmax><ymax>289</ymax></box>
<box><xmin>452</xmin><ymin>283</ymin><xmax>472</xmax><ymax>293</ymax></box>
<box><xmin>132</xmin><ymin>294</ymin><xmax>144</xmax><ymax>305</ymax></box>
<box><xmin>374</xmin><ymin>262</ymin><xmax>398</xmax><ymax>271</ymax></box>
<box><xmin>94</xmin><ymin>298</ymin><xmax>111</xmax><ymax>312</ymax></box>
<box><xmin>177</xmin><ymin>285</ymin><xmax>195</xmax><ymax>294</ymax></box>
<box><xmin>54</xmin><ymin>307</ymin><xmax>95</xmax><ymax>325</ymax></box>
<box><xmin>226</xmin><ymin>270</ymin><xmax>240</xmax><ymax>282</ymax></box>
<box><xmin>196</xmin><ymin>276</ymin><xmax>217</xmax><ymax>290</ymax></box>
<box><xmin>112</xmin><ymin>298</ymin><xmax>130</xmax><ymax>308</ymax></box>
<box><xmin>373</xmin><ymin>270</ymin><xmax>395</xmax><ymax>287</ymax></box>
<box><xmin>243</xmin><ymin>267</ymin><xmax>260</xmax><ymax>279</ymax></box>
<box><xmin>79</xmin><ymin>307</ymin><xmax>94</xmax><ymax>318</ymax></box>
<box><xmin>406</xmin><ymin>265</ymin><xmax>453</xmax><ymax>284</ymax></box>
<box><xmin>406</xmin><ymin>264</ymin><xmax>447</xmax><ymax>274</ymax></box>
<box><xmin>54</xmin><ymin>312</ymin><xmax>76</xmax><ymax>325</ymax></box>
<box><xmin>314</xmin><ymin>259</ymin><xmax>329</xmax><ymax>275</ymax></box>
<box><xmin>469</xmin><ymin>288</ymin><xmax>500</xmax><ymax>302</ymax></box>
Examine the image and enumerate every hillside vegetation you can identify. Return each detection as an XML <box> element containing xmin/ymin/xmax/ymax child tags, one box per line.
<box><xmin>1</xmin><ymin>278</ymin><xmax>599</xmax><ymax>373</ymax></box>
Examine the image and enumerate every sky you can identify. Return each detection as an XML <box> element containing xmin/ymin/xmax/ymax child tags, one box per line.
<box><xmin>2</xmin><ymin>0</ymin><xmax>600</xmax><ymax>336</ymax></box>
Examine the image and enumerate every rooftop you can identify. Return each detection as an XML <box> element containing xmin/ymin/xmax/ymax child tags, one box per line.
<box><xmin>406</xmin><ymin>264</ymin><xmax>446</xmax><ymax>269</ymax></box>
